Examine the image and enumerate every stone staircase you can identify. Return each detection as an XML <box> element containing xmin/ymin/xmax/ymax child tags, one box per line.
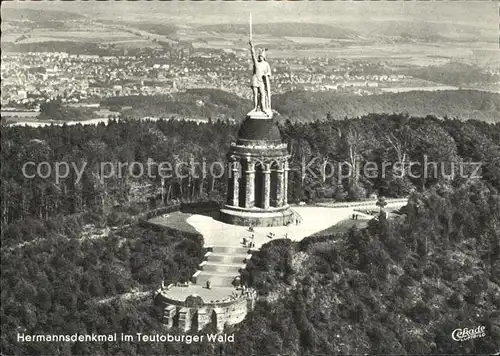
<box><xmin>192</xmin><ymin>246</ymin><xmax>254</xmax><ymax>287</ymax></box>
<box><xmin>202</xmin><ymin>262</ymin><xmax>246</xmax><ymax>273</ymax></box>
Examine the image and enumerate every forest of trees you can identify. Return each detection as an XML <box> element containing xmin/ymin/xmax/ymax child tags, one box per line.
<box><xmin>1</xmin><ymin>225</ymin><xmax>205</xmax><ymax>356</ymax></box>
<box><xmin>102</xmin><ymin>89</ymin><xmax>249</xmax><ymax>123</ymax></box>
<box><xmin>273</xmin><ymin>90</ymin><xmax>500</xmax><ymax>123</ymax></box>
<box><xmin>2</xmin><ymin>114</ymin><xmax>500</xmax><ymax>241</ymax></box>
<box><xmin>234</xmin><ymin>182</ymin><xmax>500</xmax><ymax>355</ymax></box>
<box><xmin>404</xmin><ymin>62</ymin><xmax>500</xmax><ymax>87</ymax></box>
<box><xmin>37</xmin><ymin>100</ymin><xmax>98</xmax><ymax>122</ymax></box>
<box><xmin>1</xmin><ymin>156</ymin><xmax>498</xmax><ymax>355</ymax></box>
<box><xmin>100</xmin><ymin>89</ymin><xmax>500</xmax><ymax>124</ymax></box>
<box><xmin>1</xmin><ymin>112</ymin><xmax>500</xmax><ymax>354</ymax></box>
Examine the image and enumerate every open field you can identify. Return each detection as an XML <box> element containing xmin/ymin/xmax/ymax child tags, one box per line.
<box><xmin>3</xmin><ymin>17</ymin><xmax>498</xmax><ymax>74</ymax></box>
<box><xmin>2</xmin><ymin>30</ymin><xmax>139</xmax><ymax>43</ymax></box>
<box><xmin>6</xmin><ymin>118</ymin><xmax>111</xmax><ymax>127</ymax></box>
<box><xmin>380</xmin><ymin>86</ymin><xmax>459</xmax><ymax>93</ymax></box>
<box><xmin>284</xmin><ymin>36</ymin><xmax>334</xmax><ymax>45</ymax></box>
<box><xmin>253</xmin><ymin>44</ymin><xmax>479</xmax><ymax>60</ymax></box>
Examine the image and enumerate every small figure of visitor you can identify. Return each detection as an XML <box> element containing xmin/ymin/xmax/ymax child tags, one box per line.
<box><xmin>234</xmin><ymin>276</ymin><xmax>241</xmax><ymax>288</ymax></box>
<box><xmin>206</xmin><ymin>280</ymin><xmax>211</xmax><ymax>290</ymax></box>
<box><xmin>244</xmin><ymin>235</ymin><xmax>254</xmax><ymax>247</ymax></box>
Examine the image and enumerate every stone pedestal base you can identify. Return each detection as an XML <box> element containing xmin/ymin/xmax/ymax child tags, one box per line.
<box><xmin>220</xmin><ymin>205</ymin><xmax>295</xmax><ymax>227</ymax></box>
<box><xmin>246</xmin><ymin>110</ymin><xmax>273</xmax><ymax>120</ymax></box>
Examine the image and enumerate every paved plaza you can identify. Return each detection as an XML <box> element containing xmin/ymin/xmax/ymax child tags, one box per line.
<box><xmin>151</xmin><ymin>201</ymin><xmax>407</xmax><ymax>249</ymax></box>
<box><xmin>153</xmin><ymin>200</ymin><xmax>407</xmax><ymax>319</ymax></box>
<box><xmin>162</xmin><ymin>285</ymin><xmax>238</xmax><ymax>303</ymax></box>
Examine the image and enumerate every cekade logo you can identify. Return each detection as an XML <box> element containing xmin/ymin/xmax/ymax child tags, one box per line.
<box><xmin>452</xmin><ymin>325</ymin><xmax>486</xmax><ymax>342</ymax></box>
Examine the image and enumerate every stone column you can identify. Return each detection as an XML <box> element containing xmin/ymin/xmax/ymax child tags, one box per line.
<box><xmin>231</xmin><ymin>160</ymin><xmax>239</xmax><ymax>207</ymax></box>
<box><xmin>163</xmin><ymin>305</ymin><xmax>177</xmax><ymax>329</ymax></box>
<box><xmin>178</xmin><ymin>307</ymin><xmax>191</xmax><ymax>332</ymax></box>
<box><xmin>283</xmin><ymin>160</ymin><xmax>289</xmax><ymax>206</ymax></box>
<box><xmin>245</xmin><ymin>160</ymin><xmax>255</xmax><ymax>208</ymax></box>
<box><xmin>213</xmin><ymin>308</ymin><xmax>226</xmax><ymax>332</ymax></box>
<box><xmin>276</xmin><ymin>163</ymin><xmax>284</xmax><ymax>207</ymax></box>
<box><xmin>262</xmin><ymin>164</ymin><xmax>271</xmax><ymax>209</ymax></box>
<box><xmin>197</xmin><ymin>307</ymin><xmax>210</xmax><ymax>331</ymax></box>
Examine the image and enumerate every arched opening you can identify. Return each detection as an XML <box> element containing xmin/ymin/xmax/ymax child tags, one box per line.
<box><xmin>191</xmin><ymin>311</ymin><xmax>199</xmax><ymax>332</ymax></box>
<box><xmin>254</xmin><ymin>161</ymin><xmax>264</xmax><ymax>208</ymax></box>
<box><xmin>238</xmin><ymin>159</ymin><xmax>247</xmax><ymax>208</ymax></box>
<box><xmin>211</xmin><ymin>310</ymin><xmax>218</xmax><ymax>330</ymax></box>
<box><xmin>173</xmin><ymin>311</ymin><xmax>180</xmax><ymax>328</ymax></box>
<box><xmin>270</xmin><ymin>161</ymin><xmax>279</xmax><ymax>207</ymax></box>
<box><xmin>227</xmin><ymin>162</ymin><xmax>234</xmax><ymax>205</ymax></box>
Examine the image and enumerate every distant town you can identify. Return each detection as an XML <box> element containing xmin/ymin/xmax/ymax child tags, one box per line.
<box><xmin>3</xmin><ymin>45</ymin><xmax>448</xmax><ymax>120</ymax></box>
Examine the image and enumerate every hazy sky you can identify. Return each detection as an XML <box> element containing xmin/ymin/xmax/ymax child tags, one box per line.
<box><xmin>3</xmin><ymin>1</ymin><xmax>497</xmax><ymax>29</ymax></box>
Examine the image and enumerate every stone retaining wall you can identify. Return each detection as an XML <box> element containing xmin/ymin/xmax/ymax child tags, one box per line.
<box><xmin>315</xmin><ymin>198</ymin><xmax>408</xmax><ymax>209</ymax></box>
<box><xmin>155</xmin><ymin>289</ymin><xmax>257</xmax><ymax>332</ymax></box>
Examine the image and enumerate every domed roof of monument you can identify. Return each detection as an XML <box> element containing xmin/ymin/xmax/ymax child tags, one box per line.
<box><xmin>237</xmin><ymin>116</ymin><xmax>282</xmax><ymax>144</ymax></box>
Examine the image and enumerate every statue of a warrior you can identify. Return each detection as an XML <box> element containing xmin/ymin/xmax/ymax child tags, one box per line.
<box><xmin>249</xmin><ymin>39</ymin><xmax>272</xmax><ymax>115</ymax></box>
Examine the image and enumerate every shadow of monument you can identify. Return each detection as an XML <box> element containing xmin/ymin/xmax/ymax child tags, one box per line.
<box><xmin>180</xmin><ymin>202</ymin><xmax>223</xmax><ymax>221</ymax></box>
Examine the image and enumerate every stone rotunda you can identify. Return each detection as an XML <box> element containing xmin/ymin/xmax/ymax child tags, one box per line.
<box><xmin>220</xmin><ymin>111</ymin><xmax>295</xmax><ymax>227</ymax></box>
